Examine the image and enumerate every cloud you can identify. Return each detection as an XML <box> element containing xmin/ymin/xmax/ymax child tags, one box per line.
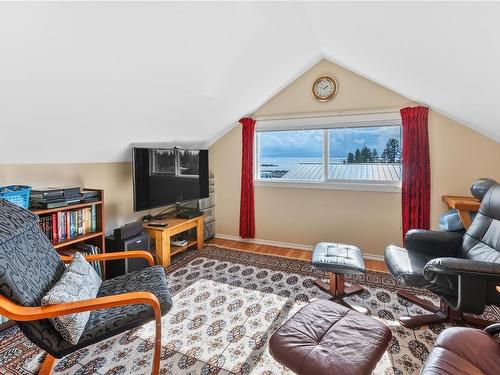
<box><xmin>259</xmin><ymin>126</ymin><xmax>401</xmax><ymax>158</ymax></box>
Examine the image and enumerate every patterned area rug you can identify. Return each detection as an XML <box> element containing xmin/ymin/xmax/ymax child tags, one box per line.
<box><xmin>1</xmin><ymin>245</ymin><xmax>499</xmax><ymax>375</ymax></box>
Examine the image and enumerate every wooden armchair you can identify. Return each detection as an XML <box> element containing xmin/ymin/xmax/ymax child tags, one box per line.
<box><xmin>0</xmin><ymin>200</ymin><xmax>172</xmax><ymax>375</ymax></box>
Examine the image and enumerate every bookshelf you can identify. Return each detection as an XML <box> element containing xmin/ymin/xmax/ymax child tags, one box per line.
<box><xmin>30</xmin><ymin>188</ymin><xmax>106</xmax><ymax>262</ymax></box>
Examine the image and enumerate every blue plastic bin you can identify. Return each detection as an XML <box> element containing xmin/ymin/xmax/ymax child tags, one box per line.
<box><xmin>0</xmin><ymin>185</ymin><xmax>32</xmax><ymax>209</ymax></box>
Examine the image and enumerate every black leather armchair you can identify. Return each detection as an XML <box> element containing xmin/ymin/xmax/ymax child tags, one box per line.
<box><xmin>385</xmin><ymin>184</ymin><xmax>500</xmax><ymax>328</ymax></box>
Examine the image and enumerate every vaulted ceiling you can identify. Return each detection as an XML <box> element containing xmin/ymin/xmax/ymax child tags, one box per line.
<box><xmin>1</xmin><ymin>2</ymin><xmax>499</xmax><ymax>163</ymax></box>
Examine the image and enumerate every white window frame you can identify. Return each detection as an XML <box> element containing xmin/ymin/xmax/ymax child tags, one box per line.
<box><xmin>254</xmin><ymin>112</ymin><xmax>402</xmax><ymax>193</ymax></box>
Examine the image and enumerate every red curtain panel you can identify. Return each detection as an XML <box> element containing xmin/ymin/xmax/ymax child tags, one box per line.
<box><xmin>239</xmin><ymin>118</ymin><xmax>256</xmax><ymax>238</ymax></box>
<box><xmin>401</xmin><ymin>106</ymin><xmax>430</xmax><ymax>239</ymax></box>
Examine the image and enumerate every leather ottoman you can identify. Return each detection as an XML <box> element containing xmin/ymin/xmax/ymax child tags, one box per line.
<box><xmin>269</xmin><ymin>299</ymin><xmax>391</xmax><ymax>375</ymax></box>
<box><xmin>311</xmin><ymin>242</ymin><xmax>368</xmax><ymax>314</ymax></box>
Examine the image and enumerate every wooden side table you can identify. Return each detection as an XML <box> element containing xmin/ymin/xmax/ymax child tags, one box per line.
<box><xmin>442</xmin><ymin>195</ymin><xmax>480</xmax><ymax>230</ymax></box>
<box><xmin>144</xmin><ymin>216</ymin><xmax>204</xmax><ymax>267</ymax></box>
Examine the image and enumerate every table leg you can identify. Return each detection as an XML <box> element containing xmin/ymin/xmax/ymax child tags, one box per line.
<box><xmin>457</xmin><ymin>209</ymin><xmax>473</xmax><ymax>229</ymax></box>
<box><xmin>196</xmin><ymin>218</ymin><xmax>204</xmax><ymax>250</ymax></box>
<box><xmin>156</xmin><ymin>230</ymin><xmax>171</xmax><ymax>268</ymax></box>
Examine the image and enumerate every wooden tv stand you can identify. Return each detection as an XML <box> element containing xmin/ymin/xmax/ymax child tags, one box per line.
<box><xmin>143</xmin><ymin>215</ymin><xmax>204</xmax><ymax>267</ymax></box>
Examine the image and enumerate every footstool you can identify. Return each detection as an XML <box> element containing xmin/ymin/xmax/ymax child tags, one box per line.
<box><xmin>269</xmin><ymin>299</ymin><xmax>392</xmax><ymax>375</ymax></box>
<box><xmin>311</xmin><ymin>242</ymin><xmax>368</xmax><ymax>314</ymax></box>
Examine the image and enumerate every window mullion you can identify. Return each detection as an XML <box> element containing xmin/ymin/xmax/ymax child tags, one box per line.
<box><xmin>254</xmin><ymin>132</ymin><xmax>260</xmax><ymax>180</ymax></box>
<box><xmin>323</xmin><ymin>129</ymin><xmax>328</xmax><ymax>182</ymax></box>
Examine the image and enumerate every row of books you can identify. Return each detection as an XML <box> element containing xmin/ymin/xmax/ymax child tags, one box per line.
<box><xmin>59</xmin><ymin>245</ymin><xmax>103</xmax><ymax>278</ymax></box>
<box><xmin>30</xmin><ymin>187</ymin><xmax>99</xmax><ymax>209</ymax></box>
<box><xmin>38</xmin><ymin>206</ymin><xmax>98</xmax><ymax>244</ymax></box>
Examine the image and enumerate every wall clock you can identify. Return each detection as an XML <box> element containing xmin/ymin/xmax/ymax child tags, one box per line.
<box><xmin>312</xmin><ymin>76</ymin><xmax>338</xmax><ymax>102</ymax></box>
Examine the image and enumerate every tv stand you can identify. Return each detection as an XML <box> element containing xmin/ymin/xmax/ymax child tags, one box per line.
<box><xmin>143</xmin><ymin>215</ymin><xmax>204</xmax><ymax>267</ymax></box>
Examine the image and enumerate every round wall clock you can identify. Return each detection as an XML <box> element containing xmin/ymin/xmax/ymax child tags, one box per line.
<box><xmin>312</xmin><ymin>76</ymin><xmax>338</xmax><ymax>102</ymax></box>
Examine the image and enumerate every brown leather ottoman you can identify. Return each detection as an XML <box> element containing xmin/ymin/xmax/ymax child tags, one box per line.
<box><xmin>269</xmin><ymin>299</ymin><xmax>391</xmax><ymax>375</ymax></box>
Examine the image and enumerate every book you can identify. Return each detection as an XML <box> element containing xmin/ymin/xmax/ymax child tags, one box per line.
<box><xmin>31</xmin><ymin>187</ymin><xmax>64</xmax><ymax>198</ymax></box>
<box><xmin>51</xmin><ymin>213</ymin><xmax>58</xmax><ymax>243</ymax></box>
<box><xmin>91</xmin><ymin>205</ymin><xmax>97</xmax><ymax>232</ymax></box>
<box><xmin>82</xmin><ymin>190</ymin><xmax>99</xmax><ymax>203</ymax></box>
<box><xmin>31</xmin><ymin>200</ymin><xmax>67</xmax><ymax>209</ymax></box>
<box><xmin>66</xmin><ymin>213</ymin><xmax>70</xmax><ymax>240</ymax></box>
<box><xmin>31</xmin><ymin>196</ymin><xmax>66</xmax><ymax>203</ymax></box>
<box><xmin>60</xmin><ymin>246</ymin><xmax>102</xmax><ymax>278</ymax></box>
<box><xmin>74</xmin><ymin>244</ymin><xmax>102</xmax><ymax>277</ymax></box>
<box><xmin>38</xmin><ymin>206</ymin><xmax>99</xmax><ymax>245</ymax></box>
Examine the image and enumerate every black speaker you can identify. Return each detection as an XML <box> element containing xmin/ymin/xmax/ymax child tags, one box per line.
<box><xmin>105</xmin><ymin>232</ymin><xmax>151</xmax><ymax>279</ymax></box>
<box><xmin>113</xmin><ymin>221</ymin><xmax>144</xmax><ymax>241</ymax></box>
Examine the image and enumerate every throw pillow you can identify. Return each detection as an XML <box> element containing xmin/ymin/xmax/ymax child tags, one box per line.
<box><xmin>41</xmin><ymin>252</ymin><xmax>102</xmax><ymax>345</ymax></box>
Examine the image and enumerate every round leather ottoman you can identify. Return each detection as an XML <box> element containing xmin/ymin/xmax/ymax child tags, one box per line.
<box><xmin>269</xmin><ymin>299</ymin><xmax>391</xmax><ymax>375</ymax></box>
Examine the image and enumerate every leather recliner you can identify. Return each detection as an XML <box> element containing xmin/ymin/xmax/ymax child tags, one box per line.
<box><xmin>421</xmin><ymin>323</ymin><xmax>500</xmax><ymax>374</ymax></box>
<box><xmin>385</xmin><ymin>184</ymin><xmax>500</xmax><ymax>328</ymax></box>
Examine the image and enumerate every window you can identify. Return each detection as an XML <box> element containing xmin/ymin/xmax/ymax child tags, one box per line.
<box><xmin>255</xmin><ymin>113</ymin><xmax>402</xmax><ymax>190</ymax></box>
<box><xmin>152</xmin><ymin>149</ymin><xmax>200</xmax><ymax>177</ymax></box>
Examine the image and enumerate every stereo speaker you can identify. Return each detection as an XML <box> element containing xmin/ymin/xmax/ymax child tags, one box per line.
<box><xmin>105</xmin><ymin>232</ymin><xmax>151</xmax><ymax>279</ymax></box>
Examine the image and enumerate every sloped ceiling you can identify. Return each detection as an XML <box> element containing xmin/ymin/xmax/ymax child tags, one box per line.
<box><xmin>0</xmin><ymin>2</ymin><xmax>499</xmax><ymax>164</ymax></box>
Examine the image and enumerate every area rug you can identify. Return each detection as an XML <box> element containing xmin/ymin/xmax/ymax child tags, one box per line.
<box><xmin>1</xmin><ymin>245</ymin><xmax>499</xmax><ymax>375</ymax></box>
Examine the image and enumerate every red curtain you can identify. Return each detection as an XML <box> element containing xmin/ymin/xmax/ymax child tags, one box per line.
<box><xmin>239</xmin><ymin>118</ymin><xmax>256</xmax><ymax>238</ymax></box>
<box><xmin>401</xmin><ymin>106</ymin><xmax>430</xmax><ymax>239</ymax></box>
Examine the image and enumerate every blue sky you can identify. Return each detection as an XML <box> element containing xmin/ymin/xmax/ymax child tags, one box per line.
<box><xmin>259</xmin><ymin>126</ymin><xmax>401</xmax><ymax>158</ymax></box>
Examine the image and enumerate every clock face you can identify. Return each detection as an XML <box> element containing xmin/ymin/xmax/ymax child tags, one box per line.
<box><xmin>312</xmin><ymin>76</ymin><xmax>338</xmax><ymax>101</ymax></box>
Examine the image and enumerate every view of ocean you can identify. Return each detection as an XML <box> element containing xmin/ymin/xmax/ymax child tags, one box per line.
<box><xmin>260</xmin><ymin>157</ymin><xmax>345</xmax><ymax>171</ymax></box>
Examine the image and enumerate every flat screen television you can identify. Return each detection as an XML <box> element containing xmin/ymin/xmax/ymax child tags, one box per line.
<box><xmin>133</xmin><ymin>147</ymin><xmax>209</xmax><ymax>212</ymax></box>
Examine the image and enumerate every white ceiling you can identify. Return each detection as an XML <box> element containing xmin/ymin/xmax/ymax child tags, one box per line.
<box><xmin>1</xmin><ymin>2</ymin><xmax>499</xmax><ymax>164</ymax></box>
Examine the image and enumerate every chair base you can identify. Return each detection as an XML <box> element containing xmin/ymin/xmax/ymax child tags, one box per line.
<box><xmin>314</xmin><ymin>273</ymin><xmax>369</xmax><ymax>315</ymax></box>
<box><xmin>397</xmin><ymin>291</ymin><xmax>492</xmax><ymax>329</ymax></box>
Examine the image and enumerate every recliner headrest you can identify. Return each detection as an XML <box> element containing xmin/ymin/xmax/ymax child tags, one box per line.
<box><xmin>479</xmin><ymin>184</ymin><xmax>500</xmax><ymax>219</ymax></box>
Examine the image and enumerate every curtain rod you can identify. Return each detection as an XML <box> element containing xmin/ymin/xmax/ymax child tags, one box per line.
<box><xmin>254</xmin><ymin>107</ymin><xmax>402</xmax><ymax>122</ymax></box>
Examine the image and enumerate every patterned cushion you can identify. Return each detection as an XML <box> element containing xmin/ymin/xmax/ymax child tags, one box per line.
<box><xmin>42</xmin><ymin>252</ymin><xmax>102</xmax><ymax>345</ymax></box>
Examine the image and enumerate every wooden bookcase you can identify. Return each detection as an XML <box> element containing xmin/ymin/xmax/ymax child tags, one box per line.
<box><xmin>30</xmin><ymin>188</ymin><xmax>106</xmax><ymax>258</ymax></box>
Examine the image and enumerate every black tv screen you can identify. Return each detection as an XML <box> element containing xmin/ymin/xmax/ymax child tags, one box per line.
<box><xmin>133</xmin><ymin>148</ymin><xmax>209</xmax><ymax>211</ymax></box>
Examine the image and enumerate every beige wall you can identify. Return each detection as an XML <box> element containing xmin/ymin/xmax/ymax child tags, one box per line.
<box><xmin>0</xmin><ymin>163</ymin><xmax>147</xmax><ymax>233</ymax></box>
<box><xmin>429</xmin><ymin>111</ymin><xmax>500</xmax><ymax>227</ymax></box>
<box><xmin>209</xmin><ymin>59</ymin><xmax>500</xmax><ymax>256</ymax></box>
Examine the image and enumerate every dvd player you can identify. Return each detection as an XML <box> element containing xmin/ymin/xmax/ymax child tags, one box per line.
<box><xmin>176</xmin><ymin>210</ymin><xmax>203</xmax><ymax>219</ymax></box>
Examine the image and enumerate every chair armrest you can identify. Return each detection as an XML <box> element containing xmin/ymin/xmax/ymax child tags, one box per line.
<box><xmin>0</xmin><ymin>291</ymin><xmax>160</xmax><ymax>322</ymax></box>
<box><xmin>424</xmin><ymin>258</ymin><xmax>500</xmax><ymax>278</ymax></box>
<box><xmin>60</xmin><ymin>251</ymin><xmax>155</xmax><ymax>266</ymax></box>
<box><xmin>485</xmin><ymin>323</ymin><xmax>500</xmax><ymax>335</ymax></box>
<box><xmin>424</xmin><ymin>257</ymin><xmax>500</xmax><ymax>313</ymax></box>
<box><xmin>405</xmin><ymin>229</ymin><xmax>463</xmax><ymax>257</ymax></box>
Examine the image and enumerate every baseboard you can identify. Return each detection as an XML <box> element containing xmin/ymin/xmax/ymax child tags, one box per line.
<box><xmin>213</xmin><ymin>233</ymin><xmax>385</xmax><ymax>262</ymax></box>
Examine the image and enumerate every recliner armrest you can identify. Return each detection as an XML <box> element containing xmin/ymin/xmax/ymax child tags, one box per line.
<box><xmin>424</xmin><ymin>257</ymin><xmax>500</xmax><ymax>278</ymax></box>
<box><xmin>424</xmin><ymin>257</ymin><xmax>500</xmax><ymax>313</ymax></box>
<box><xmin>485</xmin><ymin>323</ymin><xmax>500</xmax><ymax>336</ymax></box>
<box><xmin>405</xmin><ymin>229</ymin><xmax>463</xmax><ymax>257</ymax></box>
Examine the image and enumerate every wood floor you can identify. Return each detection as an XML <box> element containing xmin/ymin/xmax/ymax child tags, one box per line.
<box><xmin>208</xmin><ymin>238</ymin><xmax>388</xmax><ymax>272</ymax></box>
